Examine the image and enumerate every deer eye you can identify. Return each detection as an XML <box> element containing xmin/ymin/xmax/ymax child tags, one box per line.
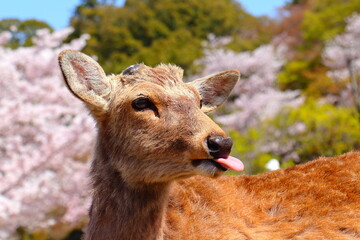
<box><xmin>200</xmin><ymin>99</ymin><xmax>203</xmax><ymax>108</ymax></box>
<box><xmin>132</xmin><ymin>98</ymin><xmax>153</xmax><ymax>111</ymax></box>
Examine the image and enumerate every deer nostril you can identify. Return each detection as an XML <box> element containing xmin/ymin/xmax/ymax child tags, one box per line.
<box><xmin>207</xmin><ymin>137</ymin><xmax>222</xmax><ymax>152</ymax></box>
<box><xmin>206</xmin><ymin>137</ymin><xmax>233</xmax><ymax>159</ymax></box>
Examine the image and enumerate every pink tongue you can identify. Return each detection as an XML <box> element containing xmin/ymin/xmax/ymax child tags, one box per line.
<box><xmin>214</xmin><ymin>156</ymin><xmax>244</xmax><ymax>171</ymax></box>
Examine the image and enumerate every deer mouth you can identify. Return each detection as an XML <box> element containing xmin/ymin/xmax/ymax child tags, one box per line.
<box><xmin>192</xmin><ymin>156</ymin><xmax>244</xmax><ymax>172</ymax></box>
<box><xmin>192</xmin><ymin>159</ymin><xmax>228</xmax><ymax>172</ymax></box>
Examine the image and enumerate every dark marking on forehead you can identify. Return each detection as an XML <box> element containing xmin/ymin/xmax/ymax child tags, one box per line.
<box><xmin>122</xmin><ymin>64</ymin><xmax>141</xmax><ymax>75</ymax></box>
<box><xmin>123</xmin><ymin>64</ymin><xmax>184</xmax><ymax>86</ymax></box>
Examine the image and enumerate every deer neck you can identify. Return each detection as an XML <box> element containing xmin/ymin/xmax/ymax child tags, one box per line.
<box><xmin>85</xmin><ymin>144</ymin><xmax>171</xmax><ymax>240</ymax></box>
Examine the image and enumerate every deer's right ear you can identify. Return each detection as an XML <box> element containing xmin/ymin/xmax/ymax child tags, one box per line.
<box><xmin>58</xmin><ymin>50</ymin><xmax>111</xmax><ymax>110</ymax></box>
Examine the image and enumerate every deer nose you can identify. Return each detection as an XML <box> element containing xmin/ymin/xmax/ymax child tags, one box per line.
<box><xmin>206</xmin><ymin>136</ymin><xmax>233</xmax><ymax>159</ymax></box>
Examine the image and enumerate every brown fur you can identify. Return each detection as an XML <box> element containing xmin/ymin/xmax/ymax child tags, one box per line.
<box><xmin>167</xmin><ymin>152</ymin><xmax>360</xmax><ymax>239</ymax></box>
<box><xmin>58</xmin><ymin>50</ymin><xmax>360</xmax><ymax>240</ymax></box>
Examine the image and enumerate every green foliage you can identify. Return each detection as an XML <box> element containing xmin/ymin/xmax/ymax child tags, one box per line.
<box><xmin>278</xmin><ymin>60</ymin><xmax>310</xmax><ymax>90</ymax></box>
<box><xmin>252</xmin><ymin>154</ymin><xmax>278</xmax><ymax>174</ymax></box>
<box><xmin>278</xmin><ymin>0</ymin><xmax>360</xmax><ymax>98</ymax></box>
<box><xmin>230</xmin><ymin>101</ymin><xmax>360</xmax><ymax>174</ymax></box>
<box><xmin>17</xmin><ymin>227</ymin><xmax>48</xmax><ymax>240</ymax></box>
<box><xmin>229</xmin><ymin>129</ymin><xmax>278</xmax><ymax>174</ymax></box>
<box><xmin>302</xmin><ymin>0</ymin><xmax>360</xmax><ymax>43</ymax></box>
<box><xmin>0</xmin><ymin>19</ymin><xmax>52</xmax><ymax>48</ymax></box>
<box><xmin>69</xmin><ymin>0</ymin><xmax>274</xmax><ymax>74</ymax></box>
<box><xmin>278</xmin><ymin>59</ymin><xmax>343</xmax><ymax>98</ymax></box>
<box><xmin>270</xmin><ymin>101</ymin><xmax>360</xmax><ymax>158</ymax></box>
<box><xmin>229</xmin><ymin>15</ymin><xmax>275</xmax><ymax>52</ymax></box>
<box><xmin>287</xmin><ymin>0</ymin><xmax>307</xmax><ymax>4</ymax></box>
<box><xmin>280</xmin><ymin>159</ymin><xmax>296</xmax><ymax>169</ymax></box>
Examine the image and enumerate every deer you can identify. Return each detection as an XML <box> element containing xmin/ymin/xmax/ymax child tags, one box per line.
<box><xmin>58</xmin><ymin>50</ymin><xmax>360</xmax><ymax>240</ymax></box>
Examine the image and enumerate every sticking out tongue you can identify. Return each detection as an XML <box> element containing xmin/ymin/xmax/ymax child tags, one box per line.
<box><xmin>214</xmin><ymin>156</ymin><xmax>244</xmax><ymax>171</ymax></box>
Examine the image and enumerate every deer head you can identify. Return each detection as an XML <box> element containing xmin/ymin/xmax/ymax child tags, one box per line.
<box><xmin>58</xmin><ymin>50</ymin><xmax>243</xmax><ymax>186</ymax></box>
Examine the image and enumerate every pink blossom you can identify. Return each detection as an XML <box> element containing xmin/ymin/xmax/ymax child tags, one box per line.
<box><xmin>323</xmin><ymin>13</ymin><xmax>360</xmax><ymax>109</ymax></box>
<box><xmin>0</xmin><ymin>28</ymin><xmax>94</xmax><ymax>237</ymax></box>
<box><xmin>194</xmin><ymin>37</ymin><xmax>303</xmax><ymax>131</ymax></box>
<box><xmin>0</xmin><ymin>31</ymin><xmax>11</xmax><ymax>45</ymax></box>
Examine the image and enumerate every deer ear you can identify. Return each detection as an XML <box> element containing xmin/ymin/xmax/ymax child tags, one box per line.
<box><xmin>188</xmin><ymin>70</ymin><xmax>239</xmax><ymax>113</ymax></box>
<box><xmin>58</xmin><ymin>50</ymin><xmax>111</xmax><ymax>110</ymax></box>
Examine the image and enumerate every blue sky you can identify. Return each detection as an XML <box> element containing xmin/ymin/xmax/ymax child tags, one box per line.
<box><xmin>0</xmin><ymin>0</ymin><xmax>287</xmax><ymax>30</ymax></box>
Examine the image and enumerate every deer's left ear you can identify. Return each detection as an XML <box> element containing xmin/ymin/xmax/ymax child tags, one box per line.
<box><xmin>188</xmin><ymin>70</ymin><xmax>240</xmax><ymax>113</ymax></box>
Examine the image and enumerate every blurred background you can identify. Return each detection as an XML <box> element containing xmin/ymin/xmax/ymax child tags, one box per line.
<box><xmin>0</xmin><ymin>0</ymin><xmax>359</xmax><ymax>239</ymax></box>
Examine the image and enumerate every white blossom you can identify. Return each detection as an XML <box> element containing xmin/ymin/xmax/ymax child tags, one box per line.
<box><xmin>323</xmin><ymin>14</ymin><xmax>360</xmax><ymax>109</ymax></box>
<box><xmin>265</xmin><ymin>159</ymin><xmax>280</xmax><ymax>171</ymax></box>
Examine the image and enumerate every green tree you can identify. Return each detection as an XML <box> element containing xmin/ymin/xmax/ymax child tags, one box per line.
<box><xmin>69</xmin><ymin>0</ymin><xmax>274</xmax><ymax>74</ymax></box>
<box><xmin>302</xmin><ymin>0</ymin><xmax>360</xmax><ymax>44</ymax></box>
<box><xmin>0</xmin><ymin>19</ymin><xmax>52</xmax><ymax>48</ymax></box>
<box><xmin>230</xmin><ymin>101</ymin><xmax>360</xmax><ymax>174</ymax></box>
<box><xmin>277</xmin><ymin>0</ymin><xmax>360</xmax><ymax>98</ymax></box>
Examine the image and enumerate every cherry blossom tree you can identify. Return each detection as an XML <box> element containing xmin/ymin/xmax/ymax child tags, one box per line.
<box><xmin>323</xmin><ymin>13</ymin><xmax>360</xmax><ymax>114</ymax></box>
<box><xmin>193</xmin><ymin>36</ymin><xmax>303</xmax><ymax>131</ymax></box>
<box><xmin>0</xmin><ymin>28</ymin><xmax>93</xmax><ymax>238</ymax></box>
